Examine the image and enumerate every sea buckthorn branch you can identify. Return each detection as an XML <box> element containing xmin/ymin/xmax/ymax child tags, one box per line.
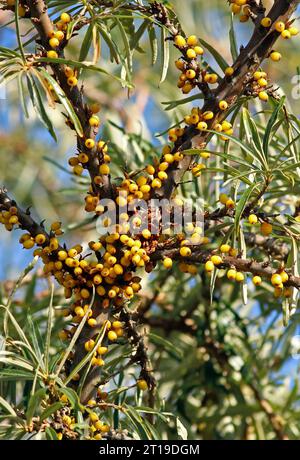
<box><xmin>151</xmin><ymin>245</ymin><xmax>300</xmax><ymax>290</ymax></box>
<box><xmin>24</xmin><ymin>0</ymin><xmax>113</xmax><ymax>199</ymax></box>
<box><xmin>0</xmin><ymin>187</ymin><xmax>51</xmax><ymax>241</ymax></box>
<box><xmin>152</xmin><ymin>0</ymin><xmax>299</xmax><ymax>201</ymax></box>
<box><xmin>0</xmin><ymin>188</ymin><xmax>128</xmax><ymax>407</ymax></box>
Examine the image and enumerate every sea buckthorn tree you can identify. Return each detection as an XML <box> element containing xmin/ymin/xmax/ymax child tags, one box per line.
<box><xmin>0</xmin><ymin>0</ymin><xmax>300</xmax><ymax>441</ymax></box>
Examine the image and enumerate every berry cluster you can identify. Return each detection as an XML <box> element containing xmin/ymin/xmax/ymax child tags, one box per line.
<box><xmin>230</xmin><ymin>0</ymin><xmax>252</xmax><ymax>22</ymax></box>
<box><xmin>174</xmin><ymin>34</ymin><xmax>204</xmax><ymax>94</ymax></box>
<box><xmin>46</xmin><ymin>12</ymin><xmax>71</xmax><ymax>60</ymax></box>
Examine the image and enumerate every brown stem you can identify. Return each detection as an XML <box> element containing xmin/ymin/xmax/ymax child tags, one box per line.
<box><xmin>151</xmin><ymin>245</ymin><xmax>300</xmax><ymax>288</ymax></box>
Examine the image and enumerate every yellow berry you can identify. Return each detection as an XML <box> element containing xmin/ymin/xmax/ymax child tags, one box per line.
<box><xmin>275</xmin><ymin>21</ymin><xmax>285</xmax><ymax>32</ymax></box>
<box><xmin>219</xmin><ymin>193</ymin><xmax>229</xmax><ymax>205</ymax></box>
<box><xmin>35</xmin><ymin>234</ymin><xmax>46</xmax><ymax>245</ymax></box>
<box><xmin>257</xmin><ymin>78</ymin><xmax>267</xmax><ymax>87</ymax></box>
<box><xmin>197</xmin><ymin>121</ymin><xmax>208</xmax><ymax>131</ymax></box>
<box><xmin>54</xmin><ymin>31</ymin><xmax>65</xmax><ymax>42</ymax></box>
<box><xmin>60</xmin><ymin>12</ymin><xmax>71</xmax><ymax>23</ymax></box>
<box><xmin>78</xmin><ymin>153</ymin><xmax>89</xmax><ymax>163</ymax></box>
<box><xmin>186</xmin><ymin>69</ymin><xmax>196</xmax><ymax>79</ymax></box>
<box><xmin>288</xmin><ymin>26</ymin><xmax>299</xmax><ymax>36</ymax></box>
<box><xmin>270</xmin><ymin>51</ymin><xmax>281</xmax><ymax>62</ymax></box>
<box><xmin>158</xmin><ymin>170</ymin><xmax>168</xmax><ymax>181</ymax></box>
<box><xmin>151</xmin><ymin>178</ymin><xmax>162</xmax><ymax>189</ymax></box>
<box><xmin>164</xmin><ymin>153</ymin><xmax>174</xmax><ymax>163</ymax></box>
<box><xmin>67</xmin><ymin>76</ymin><xmax>78</xmax><ymax>87</ymax></box>
<box><xmin>99</xmin><ymin>164</ymin><xmax>110</xmax><ymax>175</ymax></box>
<box><xmin>187</xmin><ymin>35</ymin><xmax>198</xmax><ymax>46</ymax></box>
<box><xmin>261</xmin><ymin>17</ymin><xmax>272</xmax><ymax>28</ymax></box>
<box><xmin>279</xmin><ymin>271</ymin><xmax>289</xmax><ymax>283</ymax></box>
<box><xmin>227</xmin><ymin>269</ymin><xmax>237</xmax><ymax>280</ymax></box>
<box><xmin>253</xmin><ymin>71</ymin><xmax>262</xmax><ymax>80</ymax></box>
<box><xmin>47</xmin><ymin>50</ymin><xmax>58</xmax><ymax>59</ymax></box>
<box><xmin>229</xmin><ymin>248</ymin><xmax>238</xmax><ymax>257</ymax></box>
<box><xmin>107</xmin><ymin>330</ymin><xmax>118</xmax><ymax>342</ymax></box>
<box><xmin>203</xmin><ymin>111</ymin><xmax>214</xmax><ymax>120</ymax></box>
<box><xmin>73</xmin><ymin>165</ymin><xmax>83</xmax><ymax>176</ymax></box>
<box><xmin>182</xmin><ymin>82</ymin><xmax>193</xmax><ymax>94</ymax></box>
<box><xmin>220</xmin><ymin>244</ymin><xmax>231</xmax><ymax>253</ymax></box>
<box><xmin>85</xmin><ymin>339</ymin><xmax>95</xmax><ymax>352</ymax></box>
<box><xmin>231</xmin><ymin>4</ymin><xmax>241</xmax><ymax>14</ymax></box>
<box><xmin>90</xmin><ymin>102</ymin><xmax>101</xmax><ymax>113</ymax></box>
<box><xmin>186</xmin><ymin>48</ymin><xmax>197</xmax><ymax>59</ymax></box>
<box><xmin>261</xmin><ymin>222</ymin><xmax>272</xmax><ymax>236</ymax></box>
<box><xmin>175</xmin><ymin>60</ymin><xmax>185</xmax><ymax>70</ymax></box>
<box><xmin>49</xmin><ymin>37</ymin><xmax>59</xmax><ymax>48</ymax></box>
<box><xmin>253</xmin><ymin>275</ymin><xmax>262</xmax><ymax>286</ymax></box>
<box><xmin>97</xmin><ymin>346</ymin><xmax>108</xmax><ymax>355</ymax></box>
<box><xmin>236</xmin><ymin>272</ymin><xmax>245</xmax><ymax>282</ymax></box>
<box><xmin>281</xmin><ymin>29</ymin><xmax>291</xmax><ymax>39</ymax></box>
<box><xmin>221</xmin><ymin>120</ymin><xmax>232</xmax><ymax>131</ymax></box>
<box><xmin>200</xmin><ymin>151</ymin><xmax>210</xmax><ymax>159</ymax></box>
<box><xmin>180</xmin><ymin>246</ymin><xmax>191</xmax><ymax>257</ymax></box>
<box><xmin>85</xmin><ymin>138</ymin><xmax>95</xmax><ymax>149</ymax></box>
<box><xmin>23</xmin><ymin>239</ymin><xmax>35</xmax><ymax>249</ymax></box>
<box><xmin>259</xmin><ymin>91</ymin><xmax>269</xmax><ymax>102</ymax></box>
<box><xmin>89</xmin><ymin>412</ymin><xmax>99</xmax><ymax>422</ymax></box>
<box><xmin>8</xmin><ymin>215</ymin><xmax>18</xmax><ymax>225</ymax></box>
<box><xmin>205</xmin><ymin>261</ymin><xmax>214</xmax><ymax>272</ymax></box>
<box><xmin>89</xmin><ymin>116</ymin><xmax>100</xmax><ymax>127</ymax></box>
<box><xmin>87</xmin><ymin>399</ymin><xmax>96</xmax><ymax>407</ymax></box>
<box><xmin>271</xmin><ymin>273</ymin><xmax>283</xmax><ymax>287</ymax></box>
<box><xmin>225</xmin><ymin>67</ymin><xmax>234</xmax><ymax>77</ymax></box>
<box><xmin>219</xmin><ymin>100</ymin><xmax>228</xmax><ymax>110</ymax></box>
<box><xmin>204</xmin><ymin>73</ymin><xmax>218</xmax><ymax>84</ymax></box>
<box><xmin>174</xmin><ymin>35</ymin><xmax>186</xmax><ymax>48</ymax></box>
<box><xmin>248</xmin><ymin>214</ymin><xmax>258</xmax><ymax>225</ymax></box>
<box><xmin>146</xmin><ymin>165</ymin><xmax>155</xmax><ymax>175</ymax></box>
<box><xmin>211</xmin><ymin>255</ymin><xmax>222</xmax><ymax>266</ymax></box>
<box><xmin>137</xmin><ymin>379</ymin><xmax>148</xmax><ymax>391</ymax></box>
<box><xmin>194</xmin><ymin>46</ymin><xmax>204</xmax><ymax>55</ymax></box>
<box><xmin>142</xmin><ymin>228</ymin><xmax>151</xmax><ymax>239</ymax></box>
<box><xmin>163</xmin><ymin>257</ymin><xmax>173</xmax><ymax>269</ymax></box>
<box><xmin>88</xmin><ymin>318</ymin><xmax>97</xmax><ymax>328</ymax></box>
<box><xmin>57</xmin><ymin>250</ymin><xmax>67</xmax><ymax>261</ymax></box>
<box><xmin>81</xmin><ymin>288</ymin><xmax>90</xmax><ymax>299</ymax></box>
<box><xmin>74</xmin><ymin>306</ymin><xmax>84</xmax><ymax>317</ymax></box>
<box><xmin>225</xmin><ymin>198</ymin><xmax>235</xmax><ymax>209</ymax></box>
<box><xmin>240</xmin><ymin>15</ymin><xmax>249</xmax><ymax>23</ymax></box>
